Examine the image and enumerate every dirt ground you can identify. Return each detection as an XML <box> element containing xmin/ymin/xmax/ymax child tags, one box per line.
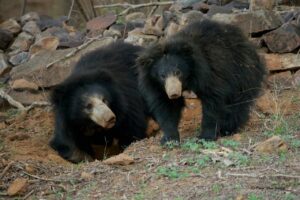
<box><xmin>0</xmin><ymin>81</ymin><xmax>299</xmax><ymax>199</ymax></box>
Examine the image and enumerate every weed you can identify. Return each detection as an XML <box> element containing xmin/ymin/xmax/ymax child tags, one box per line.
<box><xmin>134</xmin><ymin>193</ymin><xmax>145</xmax><ymax>200</ymax></box>
<box><xmin>156</xmin><ymin>166</ymin><xmax>188</xmax><ymax>179</ymax></box>
<box><xmin>229</xmin><ymin>152</ymin><xmax>250</xmax><ymax>166</ymax></box>
<box><xmin>221</xmin><ymin>139</ymin><xmax>240</xmax><ymax>149</ymax></box>
<box><xmin>284</xmin><ymin>193</ymin><xmax>298</xmax><ymax>200</ymax></box>
<box><xmin>196</xmin><ymin>155</ymin><xmax>211</xmax><ymax>167</ymax></box>
<box><xmin>212</xmin><ymin>184</ymin><xmax>222</xmax><ymax>194</ymax></box>
<box><xmin>200</xmin><ymin>140</ymin><xmax>218</xmax><ymax>149</ymax></box>
<box><xmin>290</xmin><ymin>139</ymin><xmax>300</xmax><ymax>149</ymax></box>
<box><xmin>182</xmin><ymin>138</ymin><xmax>200</xmax><ymax>152</ymax></box>
<box><xmin>248</xmin><ymin>193</ymin><xmax>263</xmax><ymax>200</ymax></box>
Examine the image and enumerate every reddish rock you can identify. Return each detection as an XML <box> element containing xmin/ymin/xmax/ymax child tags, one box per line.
<box><xmin>212</xmin><ymin>10</ymin><xmax>283</xmax><ymax>34</ymax></box>
<box><xmin>0</xmin><ymin>19</ymin><xmax>21</xmax><ymax>34</ymax></box>
<box><xmin>7</xmin><ymin>178</ymin><xmax>28</xmax><ymax>196</ymax></box>
<box><xmin>268</xmin><ymin>71</ymin><xmax>293</xmax><ymax>88</ymax></box>
<box><xmin>262</xmin><ymin>53</ymin><xmax>300</xmax><ymax>72</ymax></box>
<box><xmin>103</xmin><ymin>153</ymin><xmax>134</xmax><ymax>165</ymax></box>
<box><xmin>11</xmin><ymin>78</ymin><xmax>39</xmax><ymax>91</ymax></box>
<box><xmin>264</xmin><ymin>22</ymin><xmax>300</xmax><ymax>53</ymax></box>
<box><xmin>30</xmin><ymin>36</ymin><xmax>59</xmax><ymax>57</ymax></box>
<box><xmin>86</xmin><ymin>14</ymin><xmax>117</xmax><ymax>32</ymax></box>
<box><xmin>254</xmin><ymin>136</ymin><xmax>288</xmax><ymax>154</ymax></box>
<box><xmin>143</xmin><ymin>15</ymin><xmax>164</xmax><ymax>36</ymax></box>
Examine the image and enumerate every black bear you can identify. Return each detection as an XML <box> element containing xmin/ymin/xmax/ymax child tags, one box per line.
<box><xmin>137</xmin><ymin>20</ymin><xmax>266</xmax><ymax>144</ymax></box>
<box><xmin>50</xmin><ymin>41</ymin><xmax>147</xmax><ymax>163</ymax></box>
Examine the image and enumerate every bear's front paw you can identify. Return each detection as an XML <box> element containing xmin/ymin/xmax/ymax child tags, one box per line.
<box><xmin>198</xmin><ymin>129</ymin><xmax>218</xmax><ymax>141</ymax></box>
<box><xmin>160</xmin><ymin>135</ymin><xmax>180</xmax><ymax>146</ymax></box>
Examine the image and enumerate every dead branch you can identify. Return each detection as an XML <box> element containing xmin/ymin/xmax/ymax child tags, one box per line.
<box><xmin>94</xmin><ymin>1</ymin><xmax>173</xmax><ymax>16</ymax></box>
<box><xmin>226</xmin><ymin>173</ymin><xmax>300</xmax><ymax>179</ymax></box>
<box><xmin>0</xmin><ymin>89</ymin><xmax>50</xmax><ymax>111</ymax></box>
<box><xmin>67</xmin><ymin>0</ymin><xmax>75</xmax><ymax>20</ymax></box>
<box><xmin>46</xmin><ymin>36</ymin><xmax>105</xmax><ymax>69</ymax></box>
<box><xmin>23</xmin><ymin>190</ymin><xmax>34</xmax><ymax>200</ymax></box>
<box><xmin>22</xmin><ymin>171</ymin><xmax>71</xmax><ymax>183</ymax></box>
<box><xmin>0</xmin><ymin>161</ymin><xmax>15</xmax><ymax>179</ymax></box>
<box><xmin>0</xmin><ymin>89</ymin><xmax>25</xmax><ymax>110</ymax></box>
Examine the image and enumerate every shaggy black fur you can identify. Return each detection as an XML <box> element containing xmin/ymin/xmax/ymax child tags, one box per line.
<box><xmin>50</xmin><ymin>41</ymin><xmax>147</xmax><ymax>163</ymax></box>
<box><xmin>137</xmin><ymin>20</ymin><xmax>266</xmax><ymax>144</ymax></box>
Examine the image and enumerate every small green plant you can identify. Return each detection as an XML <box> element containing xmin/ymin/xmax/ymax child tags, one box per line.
<box><xmin>200</xmin><ymin>140</ymin><xmax>218</xmax><ymax>149</ymax></box>
<box><xmin>229</xmin><ymin>152</ymin><xmax>250</xmax><ymax>166</ymax></box>
<box><xmin>164</xmin><ymin>141</ymin><xmax>180</xmax><ymax>150</ymax></box>
<box><xmin>284</xmin><ymin>193</ymin><xmax>297</xmax><ymax>200</ymax></box>
<box><xmin>291</xmin><ymin>139</ymin><xmax>300</xmax><ymax>149</ymax></box>
<box><xmin>156</xmin><ymin>166</ymin><xmax>188</xmax><ymax>179</ymax></box>
<box><xmin>212</xmin><ymin>184</ymin><xmax>222</xmax><ymax>194</ymax></box>
<box><xmin>182</xmin><ymin>138</ymin><xmax>200</xmax><ymax>152</ymax></box>
<box><xmin>248</xmin><ymin>193</ymin><xmax>263</xmax><ymax>200</ymax></box>
<box><xmin>196</xmin><ymin>155</ymin><xmax>211</xmax><ymax>167</ymax></box>
<box><xmin>221</xmin><ymin>139</ymin><xmax>240</xmax><ymax>149</ymax></box>
<box><xmin>134</xmin><ymin>192</ymin><xmax>145</xmax><ymax>200</ymax></box>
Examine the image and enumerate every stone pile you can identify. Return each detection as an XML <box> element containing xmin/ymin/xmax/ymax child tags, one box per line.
<box><xmin>0</xmin><ymin>0</ymin><xmax>299</xmax><ymax>107</ymax></box>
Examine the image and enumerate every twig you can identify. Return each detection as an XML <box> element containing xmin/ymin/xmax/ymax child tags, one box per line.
<box><xmin>23</xmin><ymin>190</ymin><xmax>34</xmax><ymax>200</ymax></box>
<box><xmin>89</xmin><ymin>0</ymin><xmax>97</xmax><ymax>18</ymax></box>
<box><xmin>0</xmin><ymin>89</ymin><xmax>50</xmax><ymax>111</ymax></box>
<box><xmin>20</xmin><ymin>0</ymin><xmax>27</xmax><ymax>16</ymax></box>
<box><xmin>226</xmin><ymin>173</ymin><xmax>300</xmax><ymax>179</ymax></box>
<box><xmin>46</xmin><ymin>36</ymin><xmax>104</xmax><ymax>69</ymax></box>
<box><xmin>67</xmin><ymin>0</ymin><xmax>75</xmax><ymax>20</ymax></box>
<box><xmin>75</xmin><ymin>0</ymin><xmax>89</xmax><ymax>21</ymax></box>
<box><xmin>0</xmin><ymin>90</ymin><xmax>25</xmax><ymax>110</ymax></box>
<box><xmin>22</xmin><ymin>171</ymin><xmax>71</xmax><ymax>183</ymax></box>
<box><xmin>0</xmin><ymin>161</ymin><xmax>14</xmax><ymax>179</ymax></box>
<box><xmin>94</xmin><ymin>1</ymin><xmax>174</xmax><ymax>16</ymax></box>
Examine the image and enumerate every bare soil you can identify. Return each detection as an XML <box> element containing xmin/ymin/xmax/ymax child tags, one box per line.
<box><xmin>0</xmin><ymin>84</ymin><xmax>299</xmax><ymax>200</ymax></box>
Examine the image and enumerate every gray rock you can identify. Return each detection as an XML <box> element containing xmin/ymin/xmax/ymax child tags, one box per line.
<box><xmin>143</xmin><ymin>15</ymin><xmax>164</xmax><ymax>36</ymax></box>
<box><xmin>10</xmin><ymin>37</ymin><xmax>114</xmax><ymax>88</ymax></box>
<box><xmin>180</xmin><ymin>10</ymin><xmax>206</xmax><ymax>26</ymax></box>
<box><xmin>20</xmin><ymin>12</ymin><xmax>40</xmax><ymax>25</ymax></box>
<box><xmin>211</xmin><ymin>10</ymin><xmax>283</xmax><ymax>34</ymax></box>
<box><xmin>22</xmin><ymin>21</ymin><xmax>41</xmax><ymax>36</ymax></box>
<box><xmin>0</xmin><ymin>19</ymin><xmax>21</xmax><ymax>34</ymax></box>
<box><xmin>125</xmin><ymin>28</ymin><xmax>158</xmax><ymax>46</ymax></box>
<box><xmin>9</xmin><ymin>52</ymin><xmax>29</xmax><ymax>66</ymax></box>
<box><xmin>10</xmin><ymin>32</ymin><xmax>34</xmax><ymax>51</ymax></box>
<box><xmin>250</xmin><ymin>0</ymin><xmax>275</xmax><ymax>11</ymax></box>
<box><xmin>0</xmin><ymin>29</ymin><xmax>14</xmax><ymax>50</ymax></box>
<box><xmin>0</xmin><ymin>53</ymin><xmax>11</xmax><ymax>76</ymax></box>
<box><xmin>264</xmin><ymin>22</ymin><xmax>300</xmax><ymax>53</ymax></box>
<box><xmin>207</xmin><ymin>5</ymin><xmax>233</xmax><ymax>17</ymax></box>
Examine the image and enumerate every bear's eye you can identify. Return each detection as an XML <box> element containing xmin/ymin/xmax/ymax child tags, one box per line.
<box><xmin>103</xmin><ymin>98</ymin><xmax>109</xmax><ymax>105</ymax></box>
<box><xmin>160</xmin><ymin>74</ymin><xmax>166</xmax><ymax>80</ymax></box>
<box><xmin>86</xmin><ymin>103</ymin><xmax>93</xmax><ymax>110</ymax></box>
<box><xmin>174</xmin><ymin>69</ymin><xmax>181</xmax><ymax>76</ymax></box>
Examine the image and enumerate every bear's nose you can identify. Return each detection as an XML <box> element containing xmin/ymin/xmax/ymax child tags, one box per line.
<box><xmin>169</xmin><ymin>93</ymin><xmax>181</xmax><ymax>99</ymax></box>
<box><xmin>107</xmin><ymin>116</ymin><xmax>116</xmax><ymax>124</ymax></box>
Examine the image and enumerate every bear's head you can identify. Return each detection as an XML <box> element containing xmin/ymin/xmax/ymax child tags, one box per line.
<box><xmin>137</xmin><ymin>39</ymin><xmax>194</xmax><ymax>99</ymax></box>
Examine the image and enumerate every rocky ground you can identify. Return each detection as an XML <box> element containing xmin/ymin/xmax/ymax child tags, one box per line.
<box><xmin>0</xmin><ymin>0</ymin><xmax>300</xmax><ymax>199</ymax></box>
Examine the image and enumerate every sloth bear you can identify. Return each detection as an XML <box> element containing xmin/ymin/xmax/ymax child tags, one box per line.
<box><xmin>50</xmin><ymin>41</ymin><xmax>147</xmax><ymax>163</ymax></box>
<box><xmin>137</xmin><ymin>20</ymin><xmax>266</xmax><ymax>144</ymax></box>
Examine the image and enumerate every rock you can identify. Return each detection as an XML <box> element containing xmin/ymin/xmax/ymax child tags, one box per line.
<box><xmin>293</xmin><ymin>70</ymin><xmax>300</xmax><ymax>87</ymax></box>
<box><xmin>39</xmin><ymin>27</ymin><xmax>84</xmax><ymax>48</ymax></box>
<box><xmin>10</xmin><ymin>32</ymin><xmax>34</xmax><ymax>52</ymax></box>
<box><xmin>37</xmin><ymin>15</ymin><xmax>64</xmax><ymax>31</ymax></box>
<box><xmin>143</xmin><ymin>15</ymin><xmax>164</xmax><ymax>36</ymax></box>
<box><xmin>22</xmin><ymin>21</ymin><xmax>41</xmax><ymax>36</ymax></box>
<box><xmin>211</xmin><ymin>10</ymin><xmax>283</xmax><ymax>34</ymax></box>
<box><xmin>165</xmin><ymin>22</ymin><xmax>181</xmax><ymax>38</ymax></box>
<box><xmin>0</xmin><ymin>19</ymin><xmax>21</xmax><ymax>34</ymax></box>
<box><xmin>7</xmin><ymin>178</ymin><xmax>28</xmax><ymax>196</ymax></box>
<box><xmin>6</xmin><ymin>90</ymin><xmax>49</xmax><ymax>105</ymax></box>
<box><xmin>103</xmin><ymin>29</ymin><xmax>122</xmax><ymax>39</ymax></box>
<box><xmin>268</xmin><ymin>71</ymin><xmax>293</xmax><ymax>88</ymax></box>
<box><xmin>80</xmin><ymin>172</ymin><xmax>94</xmax><ymax>180</ymax></box>
<box><xmin>249</xmin><ymin>37</ymin><xmax>263</xmax><ymax>49</ymax></box>
<box><xmin>9</xmin><ymin>52</ymin><xmax>29</xmax><ymax>66</ymax></box>
<box><xmin>180</xmin><ymin>10</ymin><xmax>206</xmax><ymax>26</ymax></box>
<box><xmin>262</xmin><ymin>53</ymin><xmax>300</xmax><ymax>72</ymax></box>
<box><xmin>263</xmin><ymin>22</ymin><xmax>300</xmax><ymax>53</ymax></box>
<box><xmin>20</xmin><ymin>12</ymin><xmax>40</xmax><ymax>25</ymax></box>
<box><xmin>125</xmin><ymin>12</ymin><xmax>146</xmax><ymax>24</ymax></box>
<box><xmin>254</xmin><ymin>136</ymin><xmax>288</xmax><ymax>154</ymax></box>
<box><xmin>25</xmin><ymin>164</ymin><xmax>35</xmax><ymax>173</ymax></box>
<box><xmin>0</xmin><ymin>53</ymin><xmax>11</xmax><ymax>76</ymax></box>
<box><xmin>224</xmin><ymin>0</ymin><xmax>249</xmax><ymax>9</ymax></box>
<box><xmin>255</xmin><ymin>90</ymin><xmax>276</xmax><ymax>114</ymax></box>
<box><xmin>125</xmin><ymin>28</ymin><xmax>158</xmax><ymax>46</ymax></box>
<box><xmin>11</xmin><ymin>79</ymin><xmax>39</xmax><ymax>91</ymax></box>
<box><xmin>0</xmin><ymin>29</ymin><xmax>14</xmax><ymax>50</ymax></box>
<box><xmin>192</xmin><ymin>2</ymin><xmax>210</xmax><ymax>13</ymax></box>
<box><xmin>30</xmin><ymin>36</ymin><xmax>59</xmax><ymax>57</ymax></box>
<box><xmin>8</xmin><ymin>133</ymin><xmax>30</xmax><ymax>141</ymax></box>
<box><xmin>250</xmin><ymin>0</ymin><xmax>275</xmax><ymax>11</ymax></box>
<box><xmin>207</xmin><ymin>5</ymin><xmax>233</xmax><ymax>17</ymax></box>
<box><xmin>10</xmin><ymin>37</ymin><xmax>114</xmax><ymax>88</ymax></box>
<box><xmin>176</xmin><ymin>0</ymin><xmax>203</xmax><ymax>8</ymax></box>
<box><xmin>87</xmin><ymin>14</ymin><xmax>117</xmax><ymax>33</ymax></box>
<box><xmin>103</xmin><ymin>153</ymin><xmax>134</xmax><ymax>165</ymax></box>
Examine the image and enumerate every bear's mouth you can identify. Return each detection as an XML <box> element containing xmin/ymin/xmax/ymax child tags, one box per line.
<box><xmin>165</xmin><ymin>75</ymin><xmax>182</xmax><ymax>99</ymax></box>
<box><xmin>88</xmin><ymin>97</ymin><xmax>116</xmax><ymax>129</ymax></box>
